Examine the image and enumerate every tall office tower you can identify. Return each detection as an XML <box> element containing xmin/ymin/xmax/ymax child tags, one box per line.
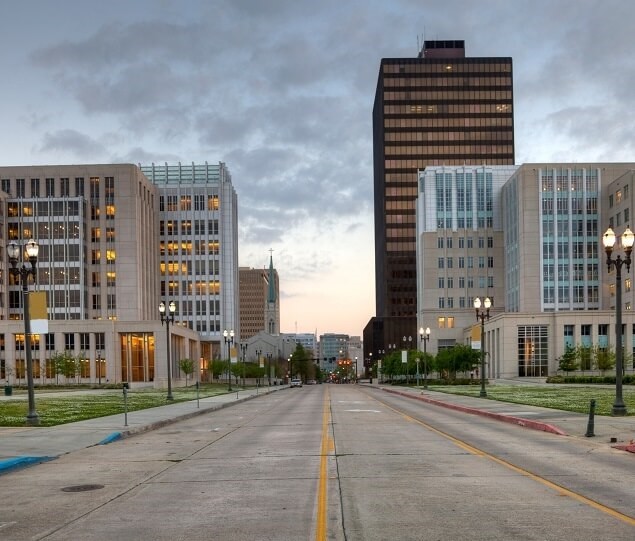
<box><xmin>140</xmin><ymin>162</ymin><xmax>239</xmax><ymax>355</ymax></box>
<box><xmin>366</xmin><ymin>40</ymin><xmax>514</xmax><ymax>358</ymax></box>
<box><xmin>239</xmin><ymin>255</ymin><xmax>280</xmax><ymax>339</ymax></box>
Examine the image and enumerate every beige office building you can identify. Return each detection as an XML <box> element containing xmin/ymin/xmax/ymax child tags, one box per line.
<box><xmin>417</xmin><ymin>163</ymin><xmax>635</xmax><ymax>379</ymax></box>
<box><xmin>0</xmin><ymin>163</ymin><xmax>238</xmax><ymax>389</ymax></box>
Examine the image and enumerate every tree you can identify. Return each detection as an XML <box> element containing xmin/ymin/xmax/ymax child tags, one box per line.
<box><xmin>594</xmin><ymin>346</ymin><xmax>615</xmax><ymax>375</ymax></box>
<box><xmin>578</xmin><ymin>346</ymin><xmax>593</xmax><ymax>371</ymax></box>
<box><xmin>179</xmin><ymin>358</ymin><xmax>195</xmax><ymax>387</ymax></box>
<box><xmin>557</xmin><ymin>345</ymin><xmax>579</xmax><ymax>373</ymax></box>
<box><xmin>51</xmin><ymin>351</ymin><xmax>77</xmax><ymax>384</ymax></box>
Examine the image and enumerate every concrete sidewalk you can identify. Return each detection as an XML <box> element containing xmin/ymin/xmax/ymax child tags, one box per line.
<box><xmin>0</xmin><ymin>386</ymin><xmax>282</xmax><ymax>474</ymax></box>
<box><xmin>382</xmin><ymin>385</ymin><xmax>635</xmax><ymax>453</ymax></box>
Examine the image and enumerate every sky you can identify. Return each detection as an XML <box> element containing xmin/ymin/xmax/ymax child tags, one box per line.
<box><xmin>2</xmin><ymin>0</ymin><xmax>635</xmax><ymax>337</ymax></box>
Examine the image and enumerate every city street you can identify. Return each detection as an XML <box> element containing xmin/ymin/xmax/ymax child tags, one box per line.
<box><xmin>1</xmin><ymin>385</ymin><xmax>634</xmax><ymax>540</ymax></box>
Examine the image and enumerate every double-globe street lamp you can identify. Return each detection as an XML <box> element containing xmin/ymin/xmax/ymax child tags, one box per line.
<box><xmin>419</xmin><ymin>326</ymin><xmax>431</xmax><ymax>390</ymax></box>
<box><xmin>8</xmin><ymin>239</ymin><xmax>39</xmax><ymax>426</ymax></box>
<box><xmin>474</xmin><ymin>297</ymin><xmax>491</xmax><ymax>398</ymax></box>
<box><xmin>223</xmin><ymin>329</ymin><xmax>234</xmax><ymax>391</ymax></box>
<box><xmin>602</xmin><ymin>226</ymin><xmax>634</xmax><ymax>416</ymax></box>
<box><xmin>239</xmin><ymin>343</ymin><xmax>247</xmax><ymax>388</ymax></box>
<box><xmin>159</xmin><ymin>300</ymin><xmax>176</xmax><ymax>400</ymax></box>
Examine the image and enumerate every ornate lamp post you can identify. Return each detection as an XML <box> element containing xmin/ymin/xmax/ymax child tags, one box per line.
<box><xmin>602</xmin><ymin>226</ymin><xmax>634</xmax><ymax>416</ymax></box>
<box><xmin>8</xmin><ymin>239</ymin><xmax>39</xmax><ymax>425</ymax></box>
<box><xmin>239</xmin><ymin>343</ymin><xmax>247</xmax><ymax>388</ymax></box>
<box><xmin>402</xmin><ymin>336</ymin><xmax>412</xmax><ymax>384</ymax></box>
<box><xmin>223</xmin><ymin>329</ymin><xmax>234</xmax><ymax>391</ymax></box>
<box><xmin>159</xmin><ymin>300</ymin><xmax>176</xmax><ymax>400</ymax></box>
<box><xmin>474</xmin><ymin>297</ymin><xmax>491</xmax><ymax>398</ymax></box>
<box><xmin>419</xmin><ymin>326</ymin><xmax>431</xmax><ymax>390</ymax></box>
<box><xmin>96</xmin><ymin>349</ymin><xmax>103</xmax><ymax>386</ymax></box>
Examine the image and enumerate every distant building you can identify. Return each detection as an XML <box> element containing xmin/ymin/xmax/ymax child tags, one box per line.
<box><xmin>318</xmin><ymin>333</ymin><xmax>349</xmax><ymax>373</ymax></box>
<box><xmin>239</xmin><ymin>255</ymin><xmax>280</xmax><ymax>339</ymax></box>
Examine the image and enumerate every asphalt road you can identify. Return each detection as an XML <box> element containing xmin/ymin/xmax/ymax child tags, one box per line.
<box><xmin>1</xmin><ymin>384</ymin><xmax>634</xmax><ymax>540</ymax></box>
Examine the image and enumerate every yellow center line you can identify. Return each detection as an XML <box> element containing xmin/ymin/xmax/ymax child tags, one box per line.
<box><xmin>315</xmin><ymin>386</ymin><xmax>331</xmax><ymax>541</ymax></box>
<box><xmin>375</xmin><ymin>393</ymin><xmax>635</xmax><ymax>527</ymax></box>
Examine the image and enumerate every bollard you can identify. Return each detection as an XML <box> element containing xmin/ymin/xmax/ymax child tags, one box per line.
<box><xmin>585</xmin><ymin>399</ymin><xmax>595</xmax><ymax>437</ymax></box>
<box><xmin>122</xmin><ymin>384</ymin><xmax>129</xmax><ymax>427</ymax></box>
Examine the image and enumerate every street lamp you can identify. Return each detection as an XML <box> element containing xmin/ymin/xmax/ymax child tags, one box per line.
<box><xmin>419</xmin><ymin>326</ymin><xmax>431</xmax><ymax>390</ymax></box>
<box><xmin>474</xmin><ymin>297</ymin><xmax>491</xmax><ymax>398</ymax></box>
<box><xmin>96</xmin><ymin>350</ymin><xmax>103</xmax><ymax>386</ymax></box>
<box><xmin>602</xmin><ymin>226</ymin><xmax>634</xmax><ymax>416</ymax></box>
<box><xmin>159</xmin><ymin>300</ymin><xmax>176</xmax><ymax>400</ymax></box>
<box><xmin>402</xmin><ymin>336</ymin><xmax>412</xmax><ymax>384</ymax></box>
<box><xmin>239</xmin><ymin>343</ymin><xmax>247</xmax><ymax>388</ymax></box>
<box><xmin>8</xmin><ymin>239</ymin><xmax>39</xmax><ymax>425</ymax></box>
<box><xmin>223</xmin><ymin>329</ymin><xmax>234</xmax><ymax>391</ymax></box>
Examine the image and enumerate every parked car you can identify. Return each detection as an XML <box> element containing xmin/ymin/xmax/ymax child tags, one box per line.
<box><xmin>290</xmin><ymin>378</ymin><xmax>303</xmax><ymax>387</ymax></box>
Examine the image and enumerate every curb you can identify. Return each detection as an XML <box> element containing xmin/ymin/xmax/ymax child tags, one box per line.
<box><xmin>0</xmin><ymin>455</ymin><xmax>54</xmax><ymax>473</ymax></box>
<box><xmin>382</xmin><ymin>387</ymin><xmax>568</xmax><ymax>436</ymax></box>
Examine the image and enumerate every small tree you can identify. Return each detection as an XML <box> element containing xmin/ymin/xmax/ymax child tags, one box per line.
<box><xmin>557</xmin><ymin>345</ymin><xmax>579</xmax><ymax>373</ymax></box>
<box><xmin>179</xmin><ymin>358</ymin><xmax>195</xmax><ymax>387</ymax></box>
<box><xmin>594</xmin><ymin>346</ymin><xmax>615</xmax><ymax>375</ymax></box>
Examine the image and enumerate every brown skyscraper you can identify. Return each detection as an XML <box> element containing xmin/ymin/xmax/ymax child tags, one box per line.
<box><xmin>365</xmin><ymin>40</ymin><xmax>514</xmax><ymax>360</ymax></box>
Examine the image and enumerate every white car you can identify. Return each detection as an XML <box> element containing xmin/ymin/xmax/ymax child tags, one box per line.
<box><xmin>290</xmin><ymin>378</ymin><xmax>303</xmax><ymax>387</ymax></box>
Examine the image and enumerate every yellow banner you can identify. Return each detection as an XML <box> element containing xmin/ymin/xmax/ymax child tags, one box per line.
<box><xmin>30</xmin><ymin>291</ymin><xmax>49</xmax><ymax>334</ymax></box>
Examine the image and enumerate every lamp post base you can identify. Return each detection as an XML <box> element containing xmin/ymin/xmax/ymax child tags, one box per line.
<box><xmin>26</xmin><ymin>413</ymin><xmax>40</xmax><ymax>426</ymax></box>
<box><xmin>611</xmin><ymin>403</ymin><xmax>627</xmax><ymax>416</ymax></box>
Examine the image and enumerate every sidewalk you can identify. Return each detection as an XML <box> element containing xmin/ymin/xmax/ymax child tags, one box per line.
<box><xmin>381</xmin><ymin>385</ymin><xmax>635</xmax><ymax>453</ymax></box>
<box><xmin>0</xmin><ymin>386</ymin><xmax>282</xmax><ymax>474</ymax></box>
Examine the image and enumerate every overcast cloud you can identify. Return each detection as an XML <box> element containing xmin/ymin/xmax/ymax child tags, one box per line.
<box><xmin>1</xmin><ymin>0</ymin><xmax>634</xmax><ymax>335</ymax></box>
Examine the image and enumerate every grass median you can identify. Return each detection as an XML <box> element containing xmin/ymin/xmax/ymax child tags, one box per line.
<box><xmin>0</xmin><ymin>384</ymin><xmax>243</xmax><ymax>427</ymax></box>
<box><xmin>430</xmin><ymin>384</ymin><xmax>635</xmax><ymax>416</ymax></box>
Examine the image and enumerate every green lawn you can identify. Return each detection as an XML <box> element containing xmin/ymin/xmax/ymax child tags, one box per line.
<box><xmin>0</xmin><ymin>384</ymin><xmax>235</xmax><ymax>427</ymax></box>
<box><xmin>431</xmin><ymin>384</ymin><xmax>635</xmax><ymax>416</ymax></box>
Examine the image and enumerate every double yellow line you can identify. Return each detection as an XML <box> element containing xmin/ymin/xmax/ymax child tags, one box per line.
<box><xmin>315</xmin><ymin>387</ymin><xmax>333</xmax><ymax>540</ymax></box>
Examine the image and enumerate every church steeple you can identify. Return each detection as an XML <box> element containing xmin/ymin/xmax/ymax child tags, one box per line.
<box><xmin>267</xmin><ymin>251</ymin><xmax>276</xmax><ymax>304</ymax></box>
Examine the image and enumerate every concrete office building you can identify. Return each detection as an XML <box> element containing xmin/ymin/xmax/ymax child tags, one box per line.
<box><xmin>416</xmin><ymin>163</ymin><xmax>635</xmax><ymax>379</ymax></box>
<box><xmin>365</xmin><ymin>39</ymin><xmax>515</xmax><ymax>367</ymax></box>
<box><xmin>0</xmin><ymin>162</ymin><xmax>239</xmax><ymax>390</ymax></box>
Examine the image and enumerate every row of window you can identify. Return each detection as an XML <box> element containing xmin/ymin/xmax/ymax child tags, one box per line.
<box><xmin>387</xmin><ymin>144</ymin><xmax>512</xmax><ymax>156</ymax></box>
<box><xmin>436</xmin><ymin>216</ymin><xmax>494</xmax><ymax>229</ymax></box>
<box><xmin>160</xmin><ymin>194</ymin><xmax>220</xmax><ymax>212</ymax></box>
<box><xmin>386</xmin><ymin>131</ymin><xmax>513</xmax><ymax>143</ymax></box>
<box><xmin>438</xmin><ymin>256</ymin><xmax>495</xmax><ymax>269</ymax></box>
<box><xmin>384</xmin><ymin>89</ymin><xmax>512</xmax><ymax>101</ymax></box>
<box><xmin>385</xmin><ymin>117</ymin><xmax>514</xmax><ymax>128</ymax></box>
<box><xmin>1</xmin><ymin>177</ymin><xmax>115</xmax><ymax>200</ymax></box>
<box><xmin>159</xmin><ymin>241</ymin><xmax>220</xmax><ymax>256</ymax></box>
<box><xmin>160</xmin><ymin>219</ymin><xmax>219</xmax><ymax>236</ymax></box>
<box><xmin>437</xmin><ymin>236</ymin><xmax>494</xmax><ymax>249</ymax></box>
<box><xmin>438</xmin><ymin>296</ymin><xmax>495</xmax><ymax>309</ymax></box>
<box><xmin>543</xmin><ymin>263</ymin><xmax>600</xmax><ymax>282</ymax></box>
<box><xmin>541</xmin><ymin>197</ymin><xmax>599</xmax><ymax>214</ymax></box>
<box><xmin>542</xmin><ymin>242</ymin><xmax>599</xmax><ymax>260</ymax></box>
<box><xmin>383</xmin><ymin>62</ymin><xmax>511</xmax><ymax>75</ymax></box>
<box><xmin>0</xmin><ymin>332</ymin><xmax>105</xmax><ymax>351</ymax></box>
<box><xmin>543</xmin><ymin>286</ymin><xmax>599</xmax><ymax>304</ymax></box>
<box><xmin>437</xmin><ymin>276</ymin><xmax>495</xmax><ymax>289</ymax></box>
<box><xmin>542</xmin><ymin>218</ymin><xmax>598</xmax><ymax>237</ymax></box>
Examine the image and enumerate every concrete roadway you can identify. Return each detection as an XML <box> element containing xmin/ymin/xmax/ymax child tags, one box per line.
<box><xmin>0</xmin><ymin>384</ymin><xmax>634</xmax><ymax>540</ymax></box>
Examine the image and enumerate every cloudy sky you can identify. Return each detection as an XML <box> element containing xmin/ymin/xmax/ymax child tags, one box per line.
<box><xmin>1</xmin><ymin>0</ymin><xmax>634</xmax><ymax>337</ymax></box>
